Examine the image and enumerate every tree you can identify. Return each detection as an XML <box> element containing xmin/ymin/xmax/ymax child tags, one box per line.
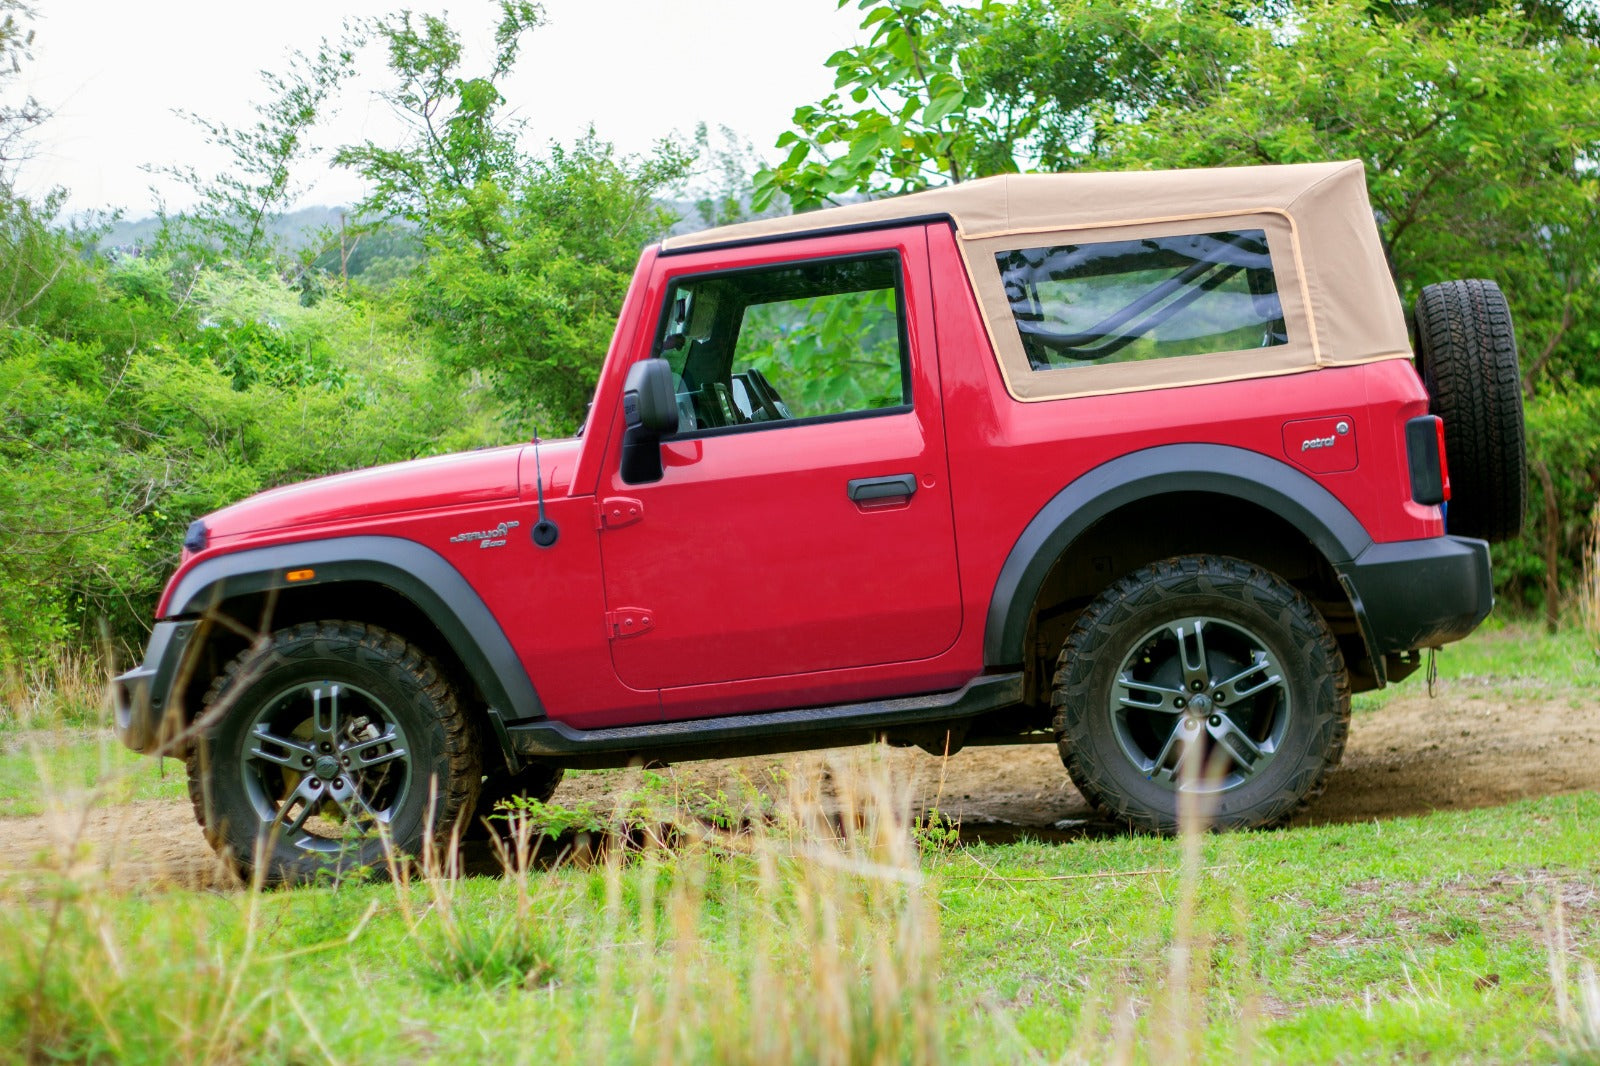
<box><xmin>753</xmin><ymin>0</ymin><xmax>1018</xmax><ymax>213</ymax></box>
<box><xmin>761</xmin><ymin>0</ymin><xmax>1600</xmax><ymax>393</ymax></box>
<box><xmin>336</xmin><ymin>2</ymin><xmax>692</xmax><ymax>433</ymax></box>
<box><xmin>153</xmin><ymin>32</ymin><xmax>359</xmax><ymax>264</ymax></box>
<box><xmin>0</xmin><ymin>0</ymin><xmax>46</xmax><ymax>187</ymax></box>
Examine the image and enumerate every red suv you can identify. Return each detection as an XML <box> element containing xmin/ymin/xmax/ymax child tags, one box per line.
<box><xmin>115</xmin><ymin>160</ymin><xmax>1524</xmax><ymax>882</ymax></box>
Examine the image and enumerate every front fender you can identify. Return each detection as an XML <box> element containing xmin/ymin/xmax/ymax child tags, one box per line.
<box><xmin>162</xmin><ymin>535</ymin><xmax>544</xmax><ymax>723</ymax></box>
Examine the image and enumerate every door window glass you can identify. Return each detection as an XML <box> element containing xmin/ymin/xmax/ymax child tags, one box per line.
<box><xmin>995</xmin><ymin>230</ymin><xmax>1286</xmax><ymax>370</ymax></box>
<box><xmin>657</xmin><ymin>254</ymin><xmax>908</xmax><ymax>433</ymax></box>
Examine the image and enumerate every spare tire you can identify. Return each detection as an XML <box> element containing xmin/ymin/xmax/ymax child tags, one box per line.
<box><xmin>1413</xmin><ymin>279</ymin><xmax>1527</xmax><ymax>543</ymax></box>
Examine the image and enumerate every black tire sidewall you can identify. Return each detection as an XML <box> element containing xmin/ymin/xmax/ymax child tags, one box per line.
<box><xmin>198</xmin><ymin>626</ymin><xmax>465</xmax><ymax>882</ymax></box>
<box><xmin>1056</xmin><ymin>559</ymin><xmax>1347</xmax><ymax>832</ymax></box>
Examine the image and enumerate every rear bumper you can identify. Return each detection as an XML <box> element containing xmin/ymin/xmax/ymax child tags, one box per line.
<box><xmin>113</xmin><ymin>620</ymin><xmax>197</xmax><ymax>755</ymax></box>
<box><xmin>1338</xmin><ymin>535</ymin><xmax>1493</xmax><ymax>654</ymax></box>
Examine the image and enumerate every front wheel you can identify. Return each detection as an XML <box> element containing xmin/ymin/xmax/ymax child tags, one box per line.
<box><xmin>1053</xmin><ymin>556</ymin><xmax>1349</xmax><ymax>833</ymax></box>
<box><xmin>186</xmin><ymin>621</ymin><xmax>481</xmax><ymax>884</ymax></box>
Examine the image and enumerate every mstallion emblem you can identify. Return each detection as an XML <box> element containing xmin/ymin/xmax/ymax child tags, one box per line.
<box><xmin>450</xmin><ymin>520</ymin><xmax>520</xmax><ymax>549</ymax></box>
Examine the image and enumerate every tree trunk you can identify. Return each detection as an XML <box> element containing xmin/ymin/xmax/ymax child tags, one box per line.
<box><xmin>1533</xmin><ymin>459</ymin><xmax>1561</xmax><ymax>634</ymax></box>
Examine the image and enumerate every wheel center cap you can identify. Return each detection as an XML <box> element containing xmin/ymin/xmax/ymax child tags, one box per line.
<box><xmin>1187</xmin><ymin>693</ymin><xmax>1213</xmax><ymax>718</ymax></box>
<box><xmin>314</xmin><ymin>755</ymin><xmax>340</xmax><ymax>780</ymax></box>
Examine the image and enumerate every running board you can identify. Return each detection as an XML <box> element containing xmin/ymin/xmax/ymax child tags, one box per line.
<box><xmin>504</xmin><ymin>673</ymin><xmax>1025</xmax><ymax>769</ymax></box>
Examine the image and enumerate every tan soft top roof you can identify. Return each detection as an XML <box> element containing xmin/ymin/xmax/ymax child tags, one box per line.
<box><xmin>663</xmin><ymin>160</ymin><xmax>1370</xmax><ymax>249</ymax></box>
<box><xmin>664</xmin><ymin>161</ymin><xmax>1412</xmax><ymax>401</ymax></box>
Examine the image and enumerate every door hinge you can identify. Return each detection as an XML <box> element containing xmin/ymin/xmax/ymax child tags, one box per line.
<box><xmin>606</xmin><ymin>607</ymin><xmax>655</xmax><ymax>639</ymax></box>
<box><xmin>597</xmin><ymin>496</ymin><xmax>644</xmax><ymax>530</ymax></box>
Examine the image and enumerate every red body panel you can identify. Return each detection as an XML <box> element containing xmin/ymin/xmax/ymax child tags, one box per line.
<box><xmin>158</xmin><ymin>221</ymin><xmax>1445</xmax><ymax>728</ymax></box>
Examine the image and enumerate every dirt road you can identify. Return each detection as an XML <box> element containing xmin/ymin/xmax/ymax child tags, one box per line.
<box><xmin>4</xmin><ymin>683</ymin><xmax>1596</xmax><ymax>890</ymax></box>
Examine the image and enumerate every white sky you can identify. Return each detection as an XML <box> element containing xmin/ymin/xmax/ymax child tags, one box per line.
<box><xmin>12</xmin><ymin>0</ymin><xmax>863</xmax><ymax>217</ymax></box>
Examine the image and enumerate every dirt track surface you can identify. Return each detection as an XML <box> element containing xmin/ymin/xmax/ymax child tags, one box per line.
<box><xmin>4</xmin><ymin>683</ymin><xmax>1597</xmax><ymax>891</ymax></box>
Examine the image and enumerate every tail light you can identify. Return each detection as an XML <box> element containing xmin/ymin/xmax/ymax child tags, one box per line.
<box><xmin>1405</xmin><ymin>415</ymin><xmax>1450</xmax><ymax>505</ymax></box>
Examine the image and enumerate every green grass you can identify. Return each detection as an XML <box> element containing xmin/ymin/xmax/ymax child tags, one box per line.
<box><xmin>0</xmin><ymin>731</ymin><xmax>188</xmax><ymax>815</ymax></box>
<box><xmin>936</xmin><ymin>794</ymin><xmax>1600</xmax><ymax>1062</ymax></box>
<box><xmin>3</xmin><ymin>794</ymin><xmax>1596</xmax><ymax>1063</ymax></box>
<box><xmin>1353</xmin><ymin>618</ymin><xmax>1599</xmax><ymax>715</ymax></box>
<box><xmin>1442</xmin><ymin>618</ymin><xmax>1600</xmax><ymax>686</ymax></box>
<box><xmin>2</xmin><ymin>624</ymin><xmax>1599</xmax><ymax>1063</ymax></box>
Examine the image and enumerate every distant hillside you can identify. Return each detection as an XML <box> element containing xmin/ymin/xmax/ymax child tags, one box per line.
<box><xmin>92</xmin><ymin>194</ymin><xmax>795</xmax><ymax>260</ymax></box>
<box><xmin>94</xmin><ymin>206</ymin><xmax>359</xmax><ymax>256</ymax></box>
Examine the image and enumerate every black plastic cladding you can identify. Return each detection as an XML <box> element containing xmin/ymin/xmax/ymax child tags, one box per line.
<box><xmin>165</xmin><ymin>536</ymin><xmax>545</xmax><ymax>722</ymax></box>
<box><xmin>983</xmin><ymin>443</ymin><xmax>1375</xmax><ymax>666</ymax></box>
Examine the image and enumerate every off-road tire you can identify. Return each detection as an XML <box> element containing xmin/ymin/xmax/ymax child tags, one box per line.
<box><xmin>1052</xmin><ymin>556</ymin><xmax>1350</xmax><ymax>834</ymax></box>
<box><xmin>185</xmin><ymin>621</ymin><xmax>481</xmax><ymax>885</ymax></box>
<box><xmin>1414</xmin><ymin>279</ymin><xmax>1527</xmax><ymax>543</ymax></box>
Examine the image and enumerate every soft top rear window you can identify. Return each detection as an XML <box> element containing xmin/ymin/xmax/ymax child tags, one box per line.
<box><xmin>995</xmin><ymin>230</ymin><xmax>1287</xmax><ymax>370</ymax></box>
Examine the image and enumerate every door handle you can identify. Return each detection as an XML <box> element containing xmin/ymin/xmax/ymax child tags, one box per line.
<box><xmin>847</xmin><ymin>473</ymin><xmax>917</xmax><ymax>502</ymax></box>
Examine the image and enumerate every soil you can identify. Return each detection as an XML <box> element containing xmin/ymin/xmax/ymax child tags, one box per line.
<box><xmin>3</xmin><ymin>682</ymin><xmax>1596</xmax><ymax>891</ymax></box>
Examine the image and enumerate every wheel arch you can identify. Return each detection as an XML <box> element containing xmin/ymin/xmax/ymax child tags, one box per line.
<box><xmin>984</xmin><ymin>444</ymin><xmax>1377</xmax><ymax>682</ymax></box>
<box><xmin>164</xmin><ymin>537</ymin><xmax>544</xmax><ymax>751</ymax></box>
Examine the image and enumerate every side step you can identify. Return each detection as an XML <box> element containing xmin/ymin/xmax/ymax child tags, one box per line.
<box><xmin>505</xmin><ymin>673</ymin><xmax>1025</xmax><ymax>769</ymax></box>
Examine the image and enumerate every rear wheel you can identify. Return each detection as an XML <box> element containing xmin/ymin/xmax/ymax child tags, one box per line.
<box><xmin>1414</xmin><ymin>278</ymin><xmax>1527</xmax><ymax>543</ymax></box>
<box><xmin>1053</xmin><ymin>556</ymin><xmax>1349</xmax><ymax>833</ymax></box>
<box><xmin>186</xmin><ymin>621</ymin><xmax>481</xmax><ymax>885</ymax></box>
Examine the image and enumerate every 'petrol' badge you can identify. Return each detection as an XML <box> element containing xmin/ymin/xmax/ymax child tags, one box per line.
<box><xmin>1282</xmin><ymin>416</ymin><xmax>1357</xmax><ymax>473</ymax></box>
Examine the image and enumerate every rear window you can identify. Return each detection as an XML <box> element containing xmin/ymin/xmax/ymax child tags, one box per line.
<box><xmin>994</xmin><ymin>230</ymin><xmax>1287</xmax><ymax>370</ymax></box>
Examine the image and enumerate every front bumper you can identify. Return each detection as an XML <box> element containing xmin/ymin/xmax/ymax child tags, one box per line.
<box><xmin>113</xmin><ymin>620</ymin><xmax>198</xmax><ymax>755</ymax></box>
<box><xmin>1338</xmin><ymin>534</ymin><xmax>1493</xmax><ymax>655</ymax></box>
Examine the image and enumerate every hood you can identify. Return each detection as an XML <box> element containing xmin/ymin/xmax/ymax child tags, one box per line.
<box><xmin>204</xmin><ymin>444</ymin><xmax>527</xmax><ymax>539</ymax></box>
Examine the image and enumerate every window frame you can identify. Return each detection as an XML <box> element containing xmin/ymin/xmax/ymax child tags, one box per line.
<box><xmin>648</xmin><ymin>249</ymin><xmax>914</xmax><ymax>442</ymax></box>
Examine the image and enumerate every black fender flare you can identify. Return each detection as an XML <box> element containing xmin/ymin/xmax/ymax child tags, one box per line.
<box><xmin>983</xmin><ymin>444</ymin><xmax>1374</xmax><ymax>666</ymax></box>
<box><xmin>166</xmin><ymin>535</ymin><xmax>545</xmax><ymax>722</ymax></box>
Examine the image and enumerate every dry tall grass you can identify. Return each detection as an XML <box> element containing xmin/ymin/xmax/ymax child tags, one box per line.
<box><xmin>0</xmin><ymin>648</ymin><xmax>105</xmax><ymax>732</ymax></box>
<box><xmin>1580</xmin><ymin>497</ymin><xmax>1600</xmax><ymax>655</ymax></box>
<box><xmin>2</xmin><ymin>750</ymin><xmax>953</xmax><ymax>1064</ymax></box>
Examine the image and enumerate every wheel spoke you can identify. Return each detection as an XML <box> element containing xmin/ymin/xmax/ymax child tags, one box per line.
<box><xmin>343</xmin><ymin>726</ymin><xmax>407</xmax><ymax>771</ymax></box>
<box><xmin>274</xmin><ymin>777</ymin><xmax>324</xmax><ymax>841</ymax></box>
<box><xmin>326</xmin><ymin>776</ymin><xmax>385</xmax><ymax>829</ymax></box>
<box><xmin>1149</xmin><ymin>719</ymin><xmax>1200</xmax><ymax>783</ymax></box>
<box><xmin>1206</xmin><ymin>713</ymin><xmax>1267</xmax><ymax>777</ymax></box>
<box><xmin>1173</xmin><ymin>619</ymin><xmax>1210</xmax><ymax>690</ymax></box>
<box><xmin>1213</xmin><ymin>653</ymin><xmax>1282</xmax><ymax>703</ymax></box>
<box><xmin>1116</xmin><ymin>675</ymin><xmax>1189</xmax><ymax>712</ymax></box>
<box><xmin>247</xmin><ymin>725</ymin><xmax>318</xmax><ymax>769</ymax></box>
<box><xmin>310</xmin><ymin>684</ymin><xmax>341</xmax><ymax>745</ymax></box>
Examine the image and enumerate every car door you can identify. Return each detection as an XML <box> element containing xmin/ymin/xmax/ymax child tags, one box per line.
<box><xmin>597</xmin><ymin>226</ymin><xmax>963</xmax><ymax>699</ymax></box>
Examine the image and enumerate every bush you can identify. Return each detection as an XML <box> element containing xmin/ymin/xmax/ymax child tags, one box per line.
<box><xmin>1492</xmin><ymin>385</ymin><xmax>1600</xmax><ymax>621</ymax></box>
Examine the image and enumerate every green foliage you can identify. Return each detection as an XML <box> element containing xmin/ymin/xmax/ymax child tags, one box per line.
<box><xmin>0</xmin><ymin>3</ymin><xmax>698</xmax><ymax>666</ymax></box>
<box><xmin>754</xmin><ymin>0</ymin><xmax>1016</xmax><ymax>213</ymax></box>
<box><xmin>0</xmin><ymin>205</ymin><xmax>503</xmax><ymax>664</ymax></box>
<box><xmin>736</xmin><ymin>287</ymin><xmax>904</xmax><ymax>415</ymax></box>
<box><xmin>1493</xmin><ymin>386</ymin><xmax>1600</xmax><ymax>614</ymax></box>
<box><xmin>764</xmin><ymin>0</ymin><xmax>1600</xmax><ymax>398</ymax></box>
<box><xmin>335</xmin><ymin>4</ymin><xmax>691</xmax><ymax>434</ymax></box>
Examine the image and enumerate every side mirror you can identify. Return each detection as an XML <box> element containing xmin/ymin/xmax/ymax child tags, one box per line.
<box><xmin>620</xmin><ymin>358</ymin><xmax>678</xmax><ymax>484</ymax></box>
<box><xmin>623</xmin><ymin>358</ymin><xmax>680</xmax><ymax>436</ymax></box>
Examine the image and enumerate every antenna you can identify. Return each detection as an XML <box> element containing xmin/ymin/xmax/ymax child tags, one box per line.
<box><xmin>530</xmin><ymin>428</ymin><xmax>559</xmax><ymax>548</ymax></box>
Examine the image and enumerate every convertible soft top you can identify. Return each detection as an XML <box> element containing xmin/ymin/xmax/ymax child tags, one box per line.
<box><xmin>665</xmin><ymin>161</ymin><xmax>1411</xmax><ymax>400</ymax></box>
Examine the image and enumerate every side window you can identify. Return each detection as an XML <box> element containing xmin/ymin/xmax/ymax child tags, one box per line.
<box><xmin>995</xmin><ymin>230</ymin><xmax>1286</xmax><ymax>370</ymax></box>
<box><xmin>657</xmin><ymin>254</ymin><xmax>908</xmax><ymax>433</ymax></box>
